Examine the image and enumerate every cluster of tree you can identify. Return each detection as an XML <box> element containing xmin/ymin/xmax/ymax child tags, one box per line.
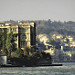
<box><xmin>10</xmin><ymin>46</ymin><xmax>52</xmax><ymax>66</ymax></box>
<box><xmin>0</xmin><ymin>29</ymin><xmax>18</xmax><ymax>57</ymax></box>
<box><xmin>10</xmin><ymin>51</ymin><xmax>52</xmax><ymax>67</ymax></box>
<box><xmin>49</xmin><ymin>40</ymin><xmax>61</xmax><ymax>49</ymax></box>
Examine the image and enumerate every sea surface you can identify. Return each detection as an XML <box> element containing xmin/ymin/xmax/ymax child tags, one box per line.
<box><xmin>0</xmin><ymin>62</ymin><xmax>75</xmax><ymax>75</ymax></box>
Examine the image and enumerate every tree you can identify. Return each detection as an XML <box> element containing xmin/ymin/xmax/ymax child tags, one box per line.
<box><xmin>0</xmin><ymin>29</ymin><xmax>7</xmax><ymax>55</ymax></box>
<box><xmin>50</xmin><ymin>40</ymin><xmax>61</xmax><ymax>49</ymax></box>
<box><xmin>2</xmin><ymin>29</ymin><xmax>7</xmax><ymax>50</ymax></box>
<box><xmin>23</xmin><ymin>46</ymin><xmax>31</xmax><ymax>56</ymax></box>
<box><xmin>0</xmin><ymin>29</ymin><xmax>2</xmax><ymax>49</ymax></box>
<box><xmin>16</xmin><ymin>48</ymin><xmax>22</xmax><ymax>58</ymax></box>
<box><xmin>6</xmin><ymin>32</ymin><xmax>13</xmax><ymax>57</ymax></box>
<box><xmin>11</xmin><ymin>48</ymin><xmax>22</xmax><ymax>58</ymax></box>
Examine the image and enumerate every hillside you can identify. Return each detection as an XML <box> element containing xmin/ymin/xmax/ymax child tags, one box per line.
<box><xmin>35</xmin><ymin>19</ymin><xmax>75</xmax><ymax>37</ymax></box>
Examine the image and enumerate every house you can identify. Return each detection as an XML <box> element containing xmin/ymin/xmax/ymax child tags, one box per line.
<box><xmin>0</xmin><ymin>22</ymin><xmax>36</xmax><ymax>50</ymax></box>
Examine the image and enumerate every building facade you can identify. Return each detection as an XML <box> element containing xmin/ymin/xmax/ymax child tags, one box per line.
<box><xmin>0</xmin><ymin>22</ymin><xmax>36</xmax><ymax>50</ymax></box>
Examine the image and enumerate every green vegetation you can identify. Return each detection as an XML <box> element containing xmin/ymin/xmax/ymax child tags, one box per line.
<box><xmin>0</xmin><ymin>29</ymin><xmax>7</xmax><ymax>55</ymax></box>
<box><xmin>11</xmin><ymin>48</ymin><xmax>22</xmax><ymax>58</ymax></box>
<box><xmin>0</xmin><ymin>31</ymin><xmax>18</xmax><ymax>57</ymax></box>
<box><xmin>10</xmin><ymin>52</ymin><xmax>52</xmax><ymax>66</ymax></box>
<box><xmin>23</xmin><ymin>46</ymin><xmax>31</xmax><ymax>56</ymax></box>
<box><xmin>6</xmin><ymin>32</ymin><xmax>13</xmax><ymax>57</ymax></box>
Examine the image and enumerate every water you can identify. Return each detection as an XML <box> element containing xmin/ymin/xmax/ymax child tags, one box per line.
<box><xmin>0</xmin><ymin>62</ymin><xmax>75</xmax><ymax>75</ymax></box>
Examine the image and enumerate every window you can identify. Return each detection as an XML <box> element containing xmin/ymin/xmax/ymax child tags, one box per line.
<box><xmin>13</xmin><ymin>36</ymin><xmax>17</xmax><ymax>41</ymax></box>
<box><xmin>21</xmin><ymin>34</ymin><xmax>26</xmax><ymax>40</ymax></box>
<box><xmin>10</xmin><ymin>28</ymin><xmax>13</xmax><ymax>32</ymax></box>
<box><xmin>20</xmin><ymin>41</ymin><xmax>27</xmax><ymax>47</ymax></box>
<box><xmin>13</xmin><ymin>28</ymin><xmax>16</xmax><ymax>32</ymax></box>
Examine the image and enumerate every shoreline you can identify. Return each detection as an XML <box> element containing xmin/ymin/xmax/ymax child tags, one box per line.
<box><xmin>0</xmin><ymin>63</ymin><xmax>63</xmax><ymax>67</ymax></box>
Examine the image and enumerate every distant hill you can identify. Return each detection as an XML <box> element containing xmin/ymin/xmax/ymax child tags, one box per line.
<box><xmin>35</xmin><ymin>19</ymin><xmax>75</xmax><ymax>37</ymax></box>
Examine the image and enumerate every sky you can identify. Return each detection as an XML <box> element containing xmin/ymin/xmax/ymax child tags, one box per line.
<box><xmin>0</xmin><ymin>0</ymin><xmax>75</xmax><ymax>22</ymax></box>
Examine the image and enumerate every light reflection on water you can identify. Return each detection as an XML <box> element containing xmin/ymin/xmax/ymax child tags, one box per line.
<box><xmin>0</xmin><ymin>63</ymin><xmax>75</xmax><ymax>75</ymax></box>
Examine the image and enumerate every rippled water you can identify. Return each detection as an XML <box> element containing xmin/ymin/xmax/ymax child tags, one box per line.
<box><xmin>0</xmin><ymin>62</ymin><xmax>75</xmax><ymax>75</ymax></box>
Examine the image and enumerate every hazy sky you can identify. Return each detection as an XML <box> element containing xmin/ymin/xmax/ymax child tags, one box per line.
<box><xmin>0</xmin><ymin>0</ymin><xmax>75</xmax><ymax>22</ymax></box>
